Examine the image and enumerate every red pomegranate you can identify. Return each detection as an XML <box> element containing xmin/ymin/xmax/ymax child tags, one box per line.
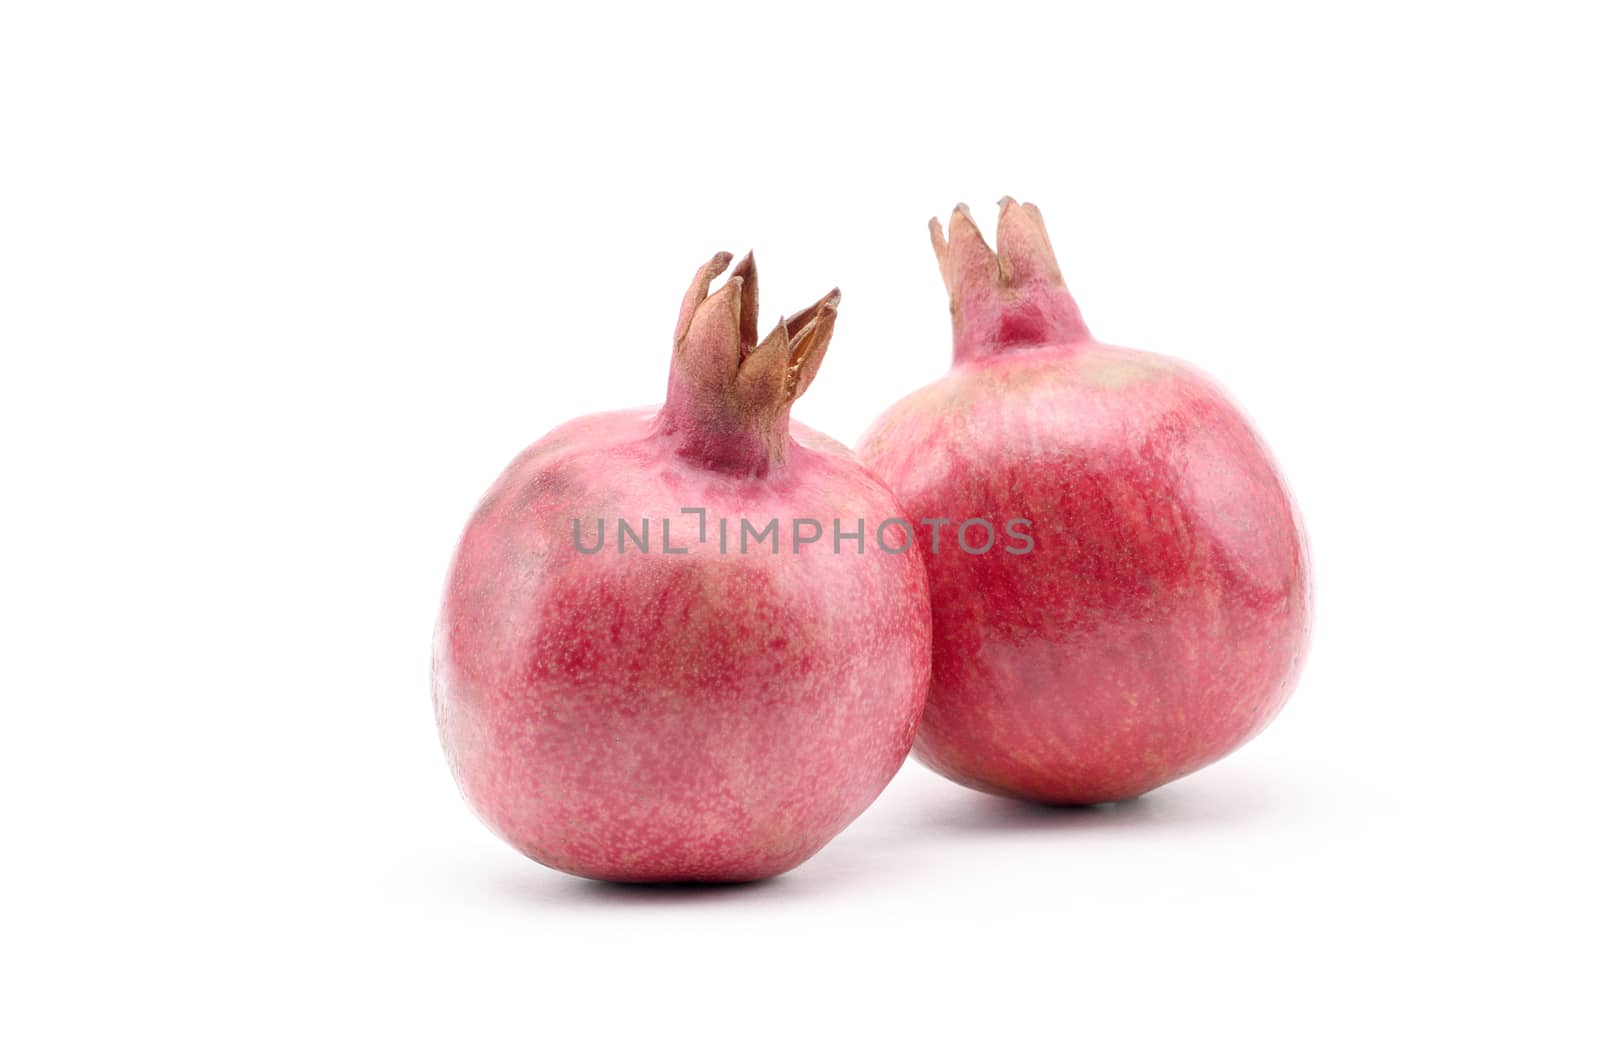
<box><xmin>859</xmin><ymin>200</ymin><xmax>1311</xmax><ymax>804</ymax></box>
<box><xmin>434</xmin><ymin>252</ymin><xmax>931</xmax><ymax>881</ymax></box>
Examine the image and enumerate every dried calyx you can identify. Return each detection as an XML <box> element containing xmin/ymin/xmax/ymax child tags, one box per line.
<box><xmin>931</xmin><ymin>197</ymin><xmax>1089</xmax><ymax>363</ymax></box>
<box><xmin>656</xmin><ymin>251</ymin><xmax>840</xmax><ymax>476</ymax></box>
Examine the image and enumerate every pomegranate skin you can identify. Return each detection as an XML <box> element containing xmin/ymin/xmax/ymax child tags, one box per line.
<box><xmin>859</xmin><ymin>202</ymin><xmax>1310</xmax><ymax>804</ymax></box>
<box><xmin>434</xmin><ymin>254</ymin><xmax>930</xmax><ymax>882</ymax></box>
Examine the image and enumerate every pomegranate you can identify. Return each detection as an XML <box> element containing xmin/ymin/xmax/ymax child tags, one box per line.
<box><xmin>859</xmin><ymin>200</ymin><xmax>1311</xmax><ymax>804</ymax></box>
<box><xmin>434</xmin><ymin>252</ymin><xmax>931</xmax><ymax>882</ymax></box>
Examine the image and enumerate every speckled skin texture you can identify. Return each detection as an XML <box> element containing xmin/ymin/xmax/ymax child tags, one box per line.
<box><xmin>433</xmin><ymin>254</ymin><xmax>931</xmax><ymax>881</ymax></box>
<box><xmin>858</xmin><ymin>202</ymin><xmax>1310</xmax><ymax>804</ymax></box>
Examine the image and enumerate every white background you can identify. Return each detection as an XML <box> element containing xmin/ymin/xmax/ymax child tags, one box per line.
<box><xmin>4</xmin><ymin>2</ymin><xmax>1597</xmax><ymax>1058</ymax></box>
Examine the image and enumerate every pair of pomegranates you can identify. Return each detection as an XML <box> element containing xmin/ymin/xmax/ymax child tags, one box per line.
<box><xmin>432</xmin><ymin>200</ymin><xmax>1311</xmax><ymax>883</ymax></box>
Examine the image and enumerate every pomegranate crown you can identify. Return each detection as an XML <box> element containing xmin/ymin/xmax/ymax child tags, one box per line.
<box><xmin>656</xmin><ymin>251</ymin><xmax>840</xmax><ymax>476</ymax></box>
<box><xmin>931</xmin><ymin>198</ymin><xmax>1089</xmax><ymax>363</ymax></box>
